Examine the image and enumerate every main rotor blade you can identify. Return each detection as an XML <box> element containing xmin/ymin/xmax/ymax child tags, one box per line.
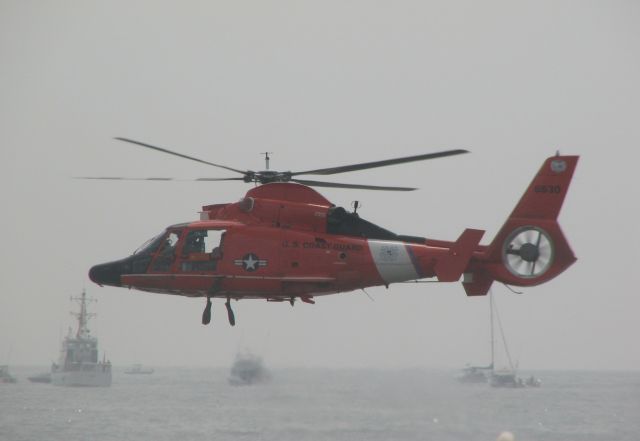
<box><xmin>194</xmin><ymin>177</ymin><xmax>247</xmax><ymax>182</ymax></box>
<box><xmin>291</xmin><ymin>149</ymin><xmax>469</xmax><ymax>176</ymax></box>
<box><xmin>114</xmin><ymin>137</ymin><xmax>247</xmax><ymax>175</ymax></box>
<box><xmin>75</xmin><ymin>176</ymin><xmax>245</xmax><ymax>182</ymax></box>
<box><xmin>291</xmin><ymin>178</ymin><xmax>416</xmax><ymax>191</ymax></box>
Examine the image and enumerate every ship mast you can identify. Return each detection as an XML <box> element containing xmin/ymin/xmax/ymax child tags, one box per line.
<box><xmin>490</xmin><ymin>290</ymin><xmax>516</xmax><ymax>371</ymax></box>
<box><xmin>490</xmin><ymin>290</ymin><xmax>495</xmax><ymax>370</ymax></box>
<box><xmin>70</xmin><ymin>290</ymin><xmax>96</xmax><ymax>339</ymax></box>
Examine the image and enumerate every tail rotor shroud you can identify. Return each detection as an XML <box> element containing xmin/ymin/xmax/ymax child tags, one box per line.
<box><xmin>503</xmin><ymin>226</ymin><xmax>554</xmax><ymax>278</ymax></box>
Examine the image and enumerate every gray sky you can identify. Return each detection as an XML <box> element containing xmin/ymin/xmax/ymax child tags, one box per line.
<box><xmin>1</xmin><ymin>1</ymin><xmax>638</xmax><ymax>370</ymax></box>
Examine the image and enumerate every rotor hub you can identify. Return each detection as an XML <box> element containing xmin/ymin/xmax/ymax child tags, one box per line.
<box><xmin>518</xmin><ymin>243</ymin><xmax>540</xmax><ymax>262</ymax></box>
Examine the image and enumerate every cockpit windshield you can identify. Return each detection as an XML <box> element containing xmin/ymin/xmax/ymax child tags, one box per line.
<box><xmin>133</xmin><ymin>233</ymin><xmax>164</xmax><ymax>256</ymax></box>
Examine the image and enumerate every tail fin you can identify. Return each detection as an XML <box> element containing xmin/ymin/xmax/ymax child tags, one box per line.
<box><xmin>434</xmin><ymin>228</ymin><xmax>485</xmax><ymax>282</ymax></box>
<box><xmin>463</xmin><ymin>155</ymin><xmax>579</xmax><ymax>296</ymax></box>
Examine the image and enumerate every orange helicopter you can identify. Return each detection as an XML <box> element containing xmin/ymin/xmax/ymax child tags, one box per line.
<box><xmin>87</xmin><ymin>138</ymin><xmax>578</xmax><ymax>326</ymax></box>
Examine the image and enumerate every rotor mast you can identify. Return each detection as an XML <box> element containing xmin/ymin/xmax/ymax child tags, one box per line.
<box><xmin>261</xmin><ymin>152</ymin><xmax>273</xmax><ymax>170</ymax></box>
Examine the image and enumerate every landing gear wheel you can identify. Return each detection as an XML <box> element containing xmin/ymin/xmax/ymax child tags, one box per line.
<box><xmin>202</xmin><ymin>297</ymin><xmax>212</xmax><ymax>325</ymax></box>
<box><xmin>225</xmin><ymin>298</ymin><xmax>236</xmax><ymax>326</ymax></box>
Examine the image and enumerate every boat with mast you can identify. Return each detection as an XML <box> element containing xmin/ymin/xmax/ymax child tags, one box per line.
<box><xmin>457</xmin><ymin>292</ymin><xmax>495</xmax><ymax>384</ymax></box>
<box><xmin>488</xmin><ymin>290</ymin><xmax>522</xmax><ymax>387</ymax></box>
<box><xmin>458</xmin><ymin>291</ymin><xmax>540</xmax><ymax>387</ymax></box>
<box><xmin>50</xmin><ymin>290</ymin><xmax>112</xmax><ymax>387</ymax></box>
<box><xmin>488</xmin><ymin>291</ymin><xmax>541</xmax><ymax>388</ymax></box>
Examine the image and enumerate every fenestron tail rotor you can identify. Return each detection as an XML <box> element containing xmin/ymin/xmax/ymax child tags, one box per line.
<box><xmin>76</xmin><ymin>138</ymin><xmax>469</xmax><ymax>191</ymax></box>
<box><xmin>503</xmin><ymin>226</ymin><xmax>554</xmax><ymax>278</ymax></box>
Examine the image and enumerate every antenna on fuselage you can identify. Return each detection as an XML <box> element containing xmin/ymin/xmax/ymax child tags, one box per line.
<box><xmin>261</xmin><ymin>152</ymin><xmax>273</xmax><ymax>170</ymax></box>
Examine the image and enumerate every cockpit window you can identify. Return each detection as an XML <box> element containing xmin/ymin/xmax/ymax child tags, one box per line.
<box><xmin>133</xmin><ymin>233</ymin><xmax>164</xmax><ymax>256</ymax></box>
<box><xmin>165</xmin><ymin>232</ymin><xmax>180</xmax><ymax>248</ymax></box>
<box><xmin>150</xmin><ymin>230</ymin><xmax>183</xmax><ymax>272</ymax></box>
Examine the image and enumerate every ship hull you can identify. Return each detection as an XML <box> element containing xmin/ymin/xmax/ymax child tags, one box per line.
<box><xmin>51</xmin><ymin>366</ymin><xmax>112</xmax><ymax>387</ymax></box>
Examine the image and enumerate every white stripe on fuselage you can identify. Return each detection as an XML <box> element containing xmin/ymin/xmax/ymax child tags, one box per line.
<box><xmin>368</xmin><ymin>240</ymin><xmax>419</xmax><ymax>284</ymax></box>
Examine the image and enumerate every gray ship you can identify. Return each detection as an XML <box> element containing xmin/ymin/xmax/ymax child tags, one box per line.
<box><xmin>51</xmin><ymin>290</ymin><xmax>112</xmax><ymax>387</ymax></box>
<box><xmin>229</xmin><ymin>352</ymin><xmax>270</xmax><ymax>386</ymax></box>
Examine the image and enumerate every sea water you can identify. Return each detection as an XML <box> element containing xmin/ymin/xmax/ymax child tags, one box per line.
<box><xmin>1</xmin><ymin>367</ymin><xmax>639</xmax><ymax>441</ymax></box>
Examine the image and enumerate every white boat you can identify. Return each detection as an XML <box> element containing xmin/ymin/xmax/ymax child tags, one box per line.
<box><xmin>459</xmin><ymin>291</ymin><xmax>540</xmax><ymax>388</ymax></box>
<box><xmin>457</xmin><ymin>293</ymin><xmax>494</xmax><ymax>384</ymax></box>
<box><xmin>0</xmin><ymin>365</ymin><xmax>17</xmax><ymax>383</ymax></box>
<box><xmin>124</xmin><ymin>364</ymin><xmax>154</xmax><ymax>374</ymax></box>
<box><xmin>51</xmin><ymin>290</ymin><xmax>112</xmax><ymax>387</ymax></box>
<box><xmin>28</xmin><ymin>372</ymin><xmax>52</xmax><ymax>383</ymax></box>
<box><xmin>457</xmin><ymin>364</ymin><xmax>491</xmax><ymax>383</ymax></box>
<box><xmin>487</xmin><ymin>291</ymin><xmax>540</xmax><ymax>388</ymax></box>
<box><xmin>490</xmin><ymin>368</ymin><xmax>524</xmax><ymax>388</ymax></box>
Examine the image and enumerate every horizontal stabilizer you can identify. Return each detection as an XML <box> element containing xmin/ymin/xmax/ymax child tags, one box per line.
<box><xmin>435</xmin><ymin>229</ymin><xmax>485</xmax><ymax>282</ymax></box>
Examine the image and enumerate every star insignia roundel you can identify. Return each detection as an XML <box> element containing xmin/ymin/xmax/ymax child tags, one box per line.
<box><xmin>234</xmin><ymin>253</ymin><xmax>268</xmax><ymax>272</ymax></box>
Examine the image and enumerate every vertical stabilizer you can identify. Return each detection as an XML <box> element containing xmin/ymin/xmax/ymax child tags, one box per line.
<box><xmin>463</xmin><ymin>154</ymin><xmax>579</xmax><ymax>295</ymax></box>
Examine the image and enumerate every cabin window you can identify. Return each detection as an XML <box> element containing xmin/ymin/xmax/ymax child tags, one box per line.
<box><xmin>180</xmin><ymin>229</ymin><xmax>226</xmax><ymax>272</ymax></box>
<box><xmin>326</xmin><ymin>206</ymin><xmax>426</xmax><ymax>244</ymax></box>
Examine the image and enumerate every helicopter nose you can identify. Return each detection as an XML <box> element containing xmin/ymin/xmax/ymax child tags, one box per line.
<box><xmin>89</xmin><ymin>260</ymin><xmax>128</xmax><ymax>287</ymax></box>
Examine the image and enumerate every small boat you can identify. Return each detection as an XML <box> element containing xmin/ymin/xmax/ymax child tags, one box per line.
<box><xmin>228</xmin><ymin>352</ymin><xmax>270</xmax><ymax>386</ymax></box>
<box><xmin>525</xmin><ymin>375</ymin><xmax>542</xmax><ymax>387</ymax></box>
<box><xmin>490</xmin><ymin>368</ymin><xmax>524</xmax><ymax>388</ymax></box>
<box><xmin>124</xmin><ymin>364</ymin><xmax>154</xmax><ymax>374</ymax></box>
<box><xmin>457</xmin><ymin>364</ymin><xmax>491</xmax><ymax>383</ymax></box>
<box><xmin>28</xmin><ymin>372</ymin><xmax>52</xmax><ymax>383</ymax></box>
<box><xmin>0</xmin><ymin>365</ymin><xmax>17</xmax><ymax>383</ymax></box>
